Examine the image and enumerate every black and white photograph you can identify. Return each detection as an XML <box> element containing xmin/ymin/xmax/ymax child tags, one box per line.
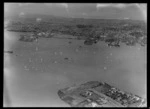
<box><xmin>4</xmin><ymin>3</ymin><xmax>147</xmax><ymax>107</ymax></box>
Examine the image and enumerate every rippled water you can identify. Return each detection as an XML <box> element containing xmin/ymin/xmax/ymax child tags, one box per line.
<box><xmin>4</xmin><ymin>31</ymin><xmax>147</xmax><ymax>107</ymax></box>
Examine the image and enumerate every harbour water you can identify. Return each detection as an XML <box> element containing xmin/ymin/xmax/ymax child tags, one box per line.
<box><xmin>4</xmin><ymin>31</ymin><xmax>147</xmax><ymax>107</ymax></box>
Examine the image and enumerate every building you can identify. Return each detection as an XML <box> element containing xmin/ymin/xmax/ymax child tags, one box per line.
<box><xmin>58</xmin><ymin>81</ymin><xmax>146</xmax><ymax>107</ymax></box>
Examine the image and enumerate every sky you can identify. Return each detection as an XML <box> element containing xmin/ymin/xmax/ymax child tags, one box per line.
<box><xmin>4</xmin><ymin>3</ymin><xmax>147</xmax><ymax>21</ymax></box>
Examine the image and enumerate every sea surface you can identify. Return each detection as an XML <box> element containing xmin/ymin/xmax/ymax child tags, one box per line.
<box><xmin>4</xmin><ymin>31</ymin><xmax>147</xmax><ymax>107</ymax></box>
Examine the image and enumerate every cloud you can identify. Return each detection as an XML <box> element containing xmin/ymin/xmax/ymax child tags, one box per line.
<box><xmin>96</xmin><ymin>3</ymin><xmax>112</xmax><ymax>8</ymax></box>
<box><xmin>44</xmin><ymin>3</ymin><xmax>53</xmax><ymax>6</ymax></box>
<box><xmin>136</xmin><ymin>3</ymin><xmax>147</xmax><ymax>10</ymax></box>
<box><xmin>36</xmin><ymin>18</ymin><xmax>42</xmax><ymax>22</ymax></box>
<box><xmin>136</xmin><ymin>3</ymin><xmax>147</xmax><ymax>21</ymax></box>
<box><xmin>58</xmin><ymin>3</ymin><xmax>68</xmax><ymax>8</ymax></box>
<box><xmin>96</xmin><ymin>3</ymin><xmax>147</xmax><ymax>21</ymax></box>
<box><xmin>123</xmin><ymin>17</ymin><xmax>129</xmax><ymax>20</ymax></box>
<box><xmin>45</xmin><ymin>3</ymin><xmax>68</xmax><ymax>8</ymax></box>
<box><xmin>4</xmin><ymin>3</ymin><xmax>14</xmax><ymax>13</ymax></box>
<box><xmin>19</xmin><ymin>12</ymin><xmax>25</xmax><ymax>17</ymax></box>
<box><xmin>57</xmin><ymin>3</ymin><xmax>69</xmax><ymax>13</ymax></box>
<box><xmin>96</xmin><ymin>3</ymin><xmax>137</xmax><ymax>9</ymax></box>
<box><xmin>45</xmin><ymin>3</ymin><xmax>69</xmax><ymax>12</ymax></box>
<box><xmin>18</xmin><ymin>3</ymin><xmax>31</xmax><ymax>6</ymax></box>
<box><xmin>82</xmin><ymin>13</ymin><xmax>87</xmax><ymax>16</ymax></box>
<box><xmin>4</xmin><ymin>3</ymin><xmax>10</xmax><ymax>13</ymax></box>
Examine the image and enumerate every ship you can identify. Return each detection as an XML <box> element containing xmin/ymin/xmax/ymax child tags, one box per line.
<box><xmin>58</xmin><ymin>81</ymin><xmax>146</xmax><ymax>107</ymax></box>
